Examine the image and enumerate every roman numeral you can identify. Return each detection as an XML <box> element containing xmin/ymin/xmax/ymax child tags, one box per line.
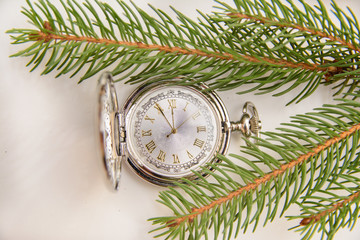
<box><xmin>192</xmin><ymin>111</ymin><xmax>200</xmax><ymax>120</ymax></box>
<box><xmin>193</xmin><ymin>138</ymin><xmax>205</xmax><ymax>148</ymax></box>
<box><xmin>172</xmin><ymin>154</ymin><xmax>180</xmax><ymax>164</ymax></box>
<box><xmin>144</xmin><ymin>115</ymin><xmax>155</xmax><ymax>123</ymax></box>
<box><xmin>145</xmin><ymin>140</ymin><xmax>156</xmax><ymax>153</ymax></box>
<box><xmin>183</xmin><ymin>102</ymin><xmax>189</xmax><ymax>112</ymax></box>
<box><xmin>154</xmin><ymin>103</ymin><xmax>164</xmax><ymax>114</ymax></box>
<box><xmin>186</xmin><ymin>150</ymin><xmax>194</xmax><ymax>159</ymax></box>
<box><xmin>197</xmin><ymin>126</ymin><xmax>206</xmax><ymax>133</ymax></box>
<box><xmin>157</xmin><ymin>150</ymin><xmax>166</xmax><ymax>162</ymax></box>
<box><xmin>168</xmin><ymin>99</ymin><xmax>176</xmax><ymax>109</ymax></box>
<box><xmin>141</xmin><ymin>129</ymin><xmax>152</xmax><ymax>136</ymax></box>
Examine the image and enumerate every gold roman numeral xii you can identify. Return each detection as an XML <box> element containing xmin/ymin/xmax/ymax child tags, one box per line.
<box><xmin>168</xmin><ymin>99</ymin><xmax>176</xmax><ymax>109</ymax></box>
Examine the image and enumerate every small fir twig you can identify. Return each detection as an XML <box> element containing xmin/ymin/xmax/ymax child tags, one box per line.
<box><xmin>300</xmin><ymin>190</ymin><xmax>360</xmax><ymax>226</ymax></box>
<box><xmin>225</xmin><ymin>12</ymin><xmax>360</xmax><ymax>54</ymax></box>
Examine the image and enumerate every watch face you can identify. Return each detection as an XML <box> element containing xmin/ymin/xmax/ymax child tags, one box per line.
<box><xmin>124</xmin><ymin>82</ymin><xmax>229</xmax><ymax>185</ymax></box>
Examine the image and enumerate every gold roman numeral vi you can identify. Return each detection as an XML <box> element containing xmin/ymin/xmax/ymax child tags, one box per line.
<box><xmin>172</xmin><ymin>154</ymin><xmax>180</xmax><ymax>164</ymax></box>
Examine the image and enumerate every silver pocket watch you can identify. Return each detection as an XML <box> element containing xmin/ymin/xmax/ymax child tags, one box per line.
<box><xmin>98</xmin><ymin>73</ymin><xmax>261</xmax><ymax>189</ymax></box>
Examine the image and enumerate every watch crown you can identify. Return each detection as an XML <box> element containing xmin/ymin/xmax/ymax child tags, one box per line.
<box><xmin>230</xmin><ymin>101</ymin><xmax>261</xmax><ymax>139</ymax></box>
<box><xmin>250</xmin><ymin>116</ymin><xmax>262</xmax><ymax>135</ymax></box>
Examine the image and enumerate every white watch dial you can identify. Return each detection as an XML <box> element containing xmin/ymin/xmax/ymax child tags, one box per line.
<box><xmin>126</xmin><ymin>85</ymin><xmax>221</xmax><ymax>178</ymax></box>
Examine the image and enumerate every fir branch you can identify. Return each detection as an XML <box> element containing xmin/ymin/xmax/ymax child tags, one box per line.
<box><xmin>7</xmin><ymin>0</ymin><xmax>360</xmax><ymax>104</ymax></box>
<box><xmin>35</xmin><ymin>27</ymin><xmax>233</xmax><ymax>60</ymax></box>
<box><xmin>150</xmin><ymin>94</ymin><xmax>360</xmax><ymax>239</ymax></box>
<box><xmin>34</xmin><ymin>24</ymin><xmax>334</xmax><ymax>73</ymax></box>
<box><xmin>225</xmin><ymin>11</ymin><xmax>360</xmax><ymax>54</ymax></box>
<box><xmin>287</xmin><ymin>150</ymin><xmax>360</xmax><ymax>239</ymax></box>
<box><xmin>165</xmin><ymin>123</ymin><xmax>360</xmax><ymax>228</ymax></box>
<box><xmin>211</xmin><ymin>0</ymin><xmax>360</xmax><ymax>101</ymax></box>
<box><xmin>299</xmin><ymin>190</ymin><xmax>360</xmax><ymax>226</ymax></box>
<box><xmin>215</xmin><ymin>0</ymin><xmax>360</xmax><ymax>52</ymax></box>
<box><xmin>289</xmin><ymin>177</ymin><xmax>360</xmax><ymax>240</ymax></box>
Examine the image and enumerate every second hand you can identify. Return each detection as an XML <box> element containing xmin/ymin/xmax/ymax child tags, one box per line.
<box><xmin>166</xmin><ymin>112</ymin><xmax>194</xmax><ymax>138</ymax></box>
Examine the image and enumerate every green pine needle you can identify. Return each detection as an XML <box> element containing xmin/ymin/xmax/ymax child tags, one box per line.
<box><xmin>6</xmin><ymin>0</ymin><xmax>360</xmax><ymax>104</ymax></box>
<box><xmin>149</xmin><ymin>92</ymin><xmax>360</xmax><ymax>239</ymax></box>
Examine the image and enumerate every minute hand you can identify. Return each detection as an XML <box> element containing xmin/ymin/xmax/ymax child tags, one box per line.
<box><xmin>155</xmin><ymin>103</ymin><xmax>173</xmax><ymax>130</ymax></box>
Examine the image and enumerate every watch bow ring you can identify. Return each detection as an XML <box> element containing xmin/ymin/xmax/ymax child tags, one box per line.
<box><xmin>98</xmin><ymin>72</ymin><xmax>262</xmax><ymax>189</ymax></box>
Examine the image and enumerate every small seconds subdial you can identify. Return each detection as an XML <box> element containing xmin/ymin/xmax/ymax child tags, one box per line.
<box><xmin>129</xmin><ymin>86</ymin><xmax>219</xmax><ymax>178</ymax></box>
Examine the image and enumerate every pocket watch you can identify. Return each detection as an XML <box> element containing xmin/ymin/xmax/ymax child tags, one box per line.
<box><xmin>98</xmin><ymin>73</ymin><xmax>261</xmax><ymax>189</ymax></box>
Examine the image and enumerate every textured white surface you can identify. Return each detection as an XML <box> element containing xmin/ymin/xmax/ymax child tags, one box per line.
<box><xmin>1</xmin><ymin>0</ymin><xmax>360</xmax><ymax>239</ymax></box>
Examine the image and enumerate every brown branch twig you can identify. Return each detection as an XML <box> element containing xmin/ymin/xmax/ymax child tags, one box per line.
<box><xmin>300</xmin><ymin>190</ymin><xmax>360</xmax><ymax>226</ymax></box>
<box><xmin>33</xmin><ymin>22</ymin><xmax>338</xmax><ymax>76</ymax></box>
<box><xmin>167</xmin><ymin>123</ymin><xmax>360</xmax><ymax>227</ymax></box>
<box><xmin>227</xmin><ymin>12</ymin><xmax>360</xmax><ymax>54</ymax></box>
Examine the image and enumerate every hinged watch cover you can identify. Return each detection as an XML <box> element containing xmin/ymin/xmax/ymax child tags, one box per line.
<box><xmin>98</xmin><ymin>72</ymin><xmax>125</xmax><ymax>190</ymax></box>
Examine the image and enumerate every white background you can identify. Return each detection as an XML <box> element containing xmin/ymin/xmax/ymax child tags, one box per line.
<box><xmin>1</xmin><ymin>0</ymin><xmax>360</xmax><ymax>239</ymax></box>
